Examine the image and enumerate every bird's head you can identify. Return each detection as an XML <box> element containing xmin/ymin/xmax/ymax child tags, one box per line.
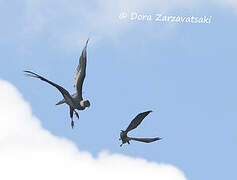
<box><xmin>84</xmin><ymin>100</ymin><xmax>90</xmax><ymax>108</ymax></box>
<box><xmin>80</xmin><ymin>100</ymin><xmax>91</xmax><ymax>108</ymax></box>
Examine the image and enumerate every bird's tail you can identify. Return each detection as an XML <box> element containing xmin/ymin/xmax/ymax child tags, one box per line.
<box><xmin>56</xmin><ymin>99</ymin><xmax>66</xmax><ymax>105</ymax></box>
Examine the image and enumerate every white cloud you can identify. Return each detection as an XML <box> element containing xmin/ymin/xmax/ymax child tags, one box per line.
<box><xmin>19</xmin><ymin>0</ymin><xmax>203</xmax><ymax>50</ymax></box>
<box><xmin>0</xmin><ymin>79</ymin><xmax>187</xmax><ymax>180</ymax></box>
<box><xmin>218</xmin><ymin>0</ymin><xmax>237</xmax><ymax>12</ymax></box>
<box><xmin>1</xmin><ymin>0</ymin><xmax>234</xmax><ymax>52</ymax></box>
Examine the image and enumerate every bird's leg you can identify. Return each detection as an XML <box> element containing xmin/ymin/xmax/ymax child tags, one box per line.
<box><xmin>120</xmin><ymin>143</ymin><xmax>123</xmax><ymax>147</ymax></box>
<box><xmin>127</xmin><ymin>141</ymin><xmax>130</xmax><ymax>145</ymax></box>
<box><xmin>71</xmin><ymin>120</ymin><xmax>74</xmax><ymax>129</ymax></box>
<box><xmin>74</xmin><ymin>110</ymin><xmax>79</xmax><ymax>120</ymax></box>
<box><xmin>70</xmin><ymin>107</ymin><xmax>74</xmax><ymax>129</ymax></box>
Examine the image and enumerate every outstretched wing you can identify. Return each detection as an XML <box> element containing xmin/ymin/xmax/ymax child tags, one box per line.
<box><xmin>125</xmin><ymin>110</ymin><xmax>152</xmax><ymax>132</ymax></box>
<box><xmin>74</xmin><ymin>39</ymin><xmax>89</xmax><ymax>99</ymax></box>
<box><xmin>129</xmin><ymin>137</ymin><xmax>162</xmax><ymax>143</ymax></box>
<box><xmin>24</xmin><ymin>71</ymin><xmax>73</xmax><ymax>106</ymax></box>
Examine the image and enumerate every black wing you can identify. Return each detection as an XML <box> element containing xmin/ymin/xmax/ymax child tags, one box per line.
<box><xmin>74</xmin><ymin>39</ymin><xmax>89</xmax><ymax>99</ymax></box>
<box><xmin>24</xmin><ymin>71</ymin><xmax>73</xmax><ymax>104</ymax></box>
<box><xmin>129</xmin><ymin>137</ymin><xmax>162</xmax><ymax>143</ymax></box>
<box><xmin>125</xmin><ymin>110</ymin><xmax>152</xmax><ymax>132</ymax></box>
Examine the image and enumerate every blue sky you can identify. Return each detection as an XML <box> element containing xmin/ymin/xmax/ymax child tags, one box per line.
<box><xmin>1</xmin><ymin>1</ymin><xmax>237</xmax><ymax>180</ymax></box>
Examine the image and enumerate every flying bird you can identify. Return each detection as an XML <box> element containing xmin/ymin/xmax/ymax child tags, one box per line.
<box><xmin>119</xmin><ymin>110</ymin><xmax>162</xmax><ymax>147</ymax></box>
<box><xmin>24</xmin><ymin>39</ymin><xmax>90</xmax><ymax>129</ymax></box>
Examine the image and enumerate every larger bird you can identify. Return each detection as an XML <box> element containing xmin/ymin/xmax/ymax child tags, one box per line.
<box><xmin>119</xmin><ymin>110</ymin><xmax>162</xmax><ymax>147</ymax></box>
<box><xmin>24</xmin><ymin>39</ymin><xmax>90</xmax><ymax>129</ymax></box>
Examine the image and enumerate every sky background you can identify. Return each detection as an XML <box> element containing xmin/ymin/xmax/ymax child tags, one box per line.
<box><xmin>1</xmin><ymin>1</ymin><xmax>237</xmax><ymax>180</ymax></box>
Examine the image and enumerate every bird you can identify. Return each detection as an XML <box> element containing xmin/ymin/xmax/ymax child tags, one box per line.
<box><xmin>119</xmin><ymin>110</ymin><xmax>162</xmax><ymax>147</ymax></box>
<box><xmin>24</xmin><ymin>39</ymin><xmax>90</xmax><ymax>129</ymax></box>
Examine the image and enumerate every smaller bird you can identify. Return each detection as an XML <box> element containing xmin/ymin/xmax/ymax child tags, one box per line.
<box><xmin>119</xmin><ymin>110</ymin><xmax>162</xmax><ymax>147</ymax></box>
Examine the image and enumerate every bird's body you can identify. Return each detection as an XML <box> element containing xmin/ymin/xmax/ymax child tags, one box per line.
<box><xmin>120</xmin><ymin>130</ymin><xmax>130</xmax><ymax>145</ymax></box>
<box><xmin>24</xmin><ymin>39</ymin><xmax>90</xmax><ymax>128</ymax></box>
<box><xmin>119</xmin><ymin>110</ymin><xmax>162</xmax><ymax>147</ymax></box>
<box><xmin>57</xmin><ymin>92</ymin><xmax>86</xmax><ymax>110</ymax></box>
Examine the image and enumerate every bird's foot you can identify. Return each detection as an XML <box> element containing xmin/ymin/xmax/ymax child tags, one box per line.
<box><xmin>74</xmin><ymin>111</ymin><xmax>79</xmax><ymax>119</ymax></box>
<box><xmin>120</xmin><ymin>144</ymin><xmax>123</xmax><ymax>147</ymax></box>
<box><xmin>71</xmin><ymin>120</ymin><xmax>74</xmax><ymax>129</ymax></box>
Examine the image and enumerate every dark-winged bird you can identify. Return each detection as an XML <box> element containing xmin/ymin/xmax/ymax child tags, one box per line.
<box><xmin>24</xmin><ymin>39</ymin><xmax>90</xmax><ymax>129</ymax></box>
<box><xmin>119</xmin><ymin>110</ymin><xmax>162</xmax><ymax>147</ymax></box>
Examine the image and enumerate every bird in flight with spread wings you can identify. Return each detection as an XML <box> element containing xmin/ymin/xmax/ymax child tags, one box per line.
<box><xmin>24</xmin><ymin>39</ymin><xmax>90</xmax><ymax>129</ymax></box>
<box><xmin>119</xmin><ymin>110</ymin><xmax>162</xmax><ymax>147</ymax></box>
